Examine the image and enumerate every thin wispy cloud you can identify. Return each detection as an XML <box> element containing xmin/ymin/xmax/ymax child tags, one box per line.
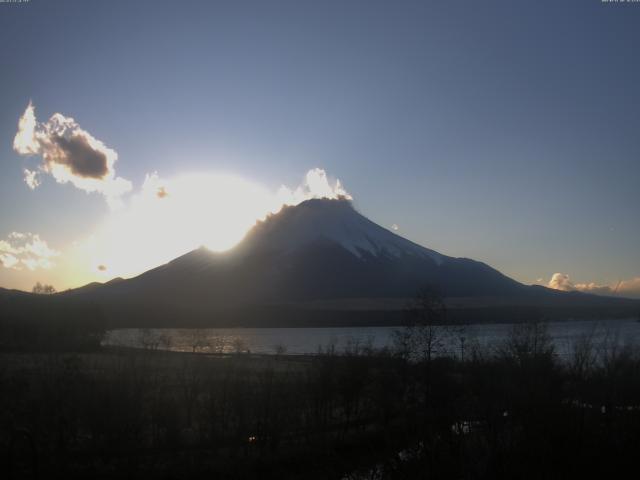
<box><xmin>13</xmin><ymin>102</ymin><xmax>132</xmax><ymax>208</ymax></box>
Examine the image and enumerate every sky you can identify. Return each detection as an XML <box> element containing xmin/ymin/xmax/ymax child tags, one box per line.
<box><xmin>1</xmin><ymin>0</ymin><xmax>639</xmax><ymax>297</ymax></box>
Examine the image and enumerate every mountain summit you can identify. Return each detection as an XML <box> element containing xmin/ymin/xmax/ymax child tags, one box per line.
<box><xmin>238</xmin><ymin>198</ymin><xmax>445</xmax><ymax>262</ymax></box>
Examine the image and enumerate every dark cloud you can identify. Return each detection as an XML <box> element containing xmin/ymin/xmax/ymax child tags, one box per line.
<box><xmin>13</xmin><ymin>103</ymin><xmax>132</xmax><ymax>207</ymax></box>
<box><xmin>52</xmin><ymin>134</ymin><xmax>109</xmax><ymax>179</ymax></box>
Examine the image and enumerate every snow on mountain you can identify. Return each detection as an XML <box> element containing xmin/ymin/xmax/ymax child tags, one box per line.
<box><xmin>239</xmin><ymin>198</ymin><xmax>446</xmax><ymax>265</ymax></box>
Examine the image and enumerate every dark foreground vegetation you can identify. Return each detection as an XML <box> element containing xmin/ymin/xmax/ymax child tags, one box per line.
<box><xmin>2</xmin><ymin>319</ymin><xmax>640</xmax><ymax>479</ymax></box>
<box><xmin>0</xmin><ymin>292</ymin><xmax>104</xmax><ymax>352</ymax></box>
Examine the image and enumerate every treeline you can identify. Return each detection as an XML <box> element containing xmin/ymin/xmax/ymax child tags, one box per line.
<box><xmin>2</xmin><ymin>323</ymin><xmax>640</xmax><ymax>479</ymax></box>
<box><xmin>91</xmin><ymin>302</ymin><xmax>640</xmax><ymax>329</ymax></box>
<box><xmin>0</xmin><ymin>293</ymin><xmax>105</xmax><ymax>352</ymax></box>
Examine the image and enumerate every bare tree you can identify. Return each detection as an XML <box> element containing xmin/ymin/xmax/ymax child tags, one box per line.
<box><xmin>499</xmin><ymin>320</ymin><xmax>555</xmax><ymax>366</ymax></box>
<box><xmin>187</xmin><ymin>329</ymin><xmax>210</xmax><ymax>353</ymax></box>
<box><xmin>393</xmin><ymin>287</ymin><xmax>448</xmax><ymax>362</ymax></box>
<box><xmin>32</xmin><ymin>282</ymin><xmax>56</xmax><ymax>294</ymax></box>
<box><xmin>570</xmin><ymin>328</ymin><xmax>599</xmax><ymax>378</ymax></box>
<box><xmin>210</xmin><ymin>335</ymin><xmax>225</xmax><ymax>354</ymax></box>
<box><xmin>158</xmin><ymin>331</ymin><xmax>173</xmax><ymax>351</ymax></box>
<box><xmin>138</xmin><ymin>328</ymin><xmax>160</xmax><ymax>350</ymax></box>
<box><xmin>232</xmin><ymin>337</ymin><xmax>247</xmax><ymax>354</ymax></box>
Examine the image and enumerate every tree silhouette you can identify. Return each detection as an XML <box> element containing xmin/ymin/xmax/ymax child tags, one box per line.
<box><xmin>393</xmin><ymin>286</ymin><xmax>448</xmax><ymax>362</ymax></box>
<box><xmin>32</xmin><ymin>282</ymin><xmax>56</xmax><ymax>294</ymax></box>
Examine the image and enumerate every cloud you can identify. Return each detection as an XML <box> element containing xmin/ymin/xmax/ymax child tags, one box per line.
<box><xmin>546</xmin><ymin>272</ymin><xmax>640</xmax><ymax>299</ymax></box>
<box><xmin>572</xmin><ymin>282</ymin><xmax>615</xmax><ymax>296</ymax></box>
<box><xmin>13</xmin><ymin>102</ymin><xmax>132</xmax><ymax>207</ymax></box>
<box><xmin>276</xmin><ymin>168</ymin><xmax>351</xmax><ymax>206</ymax></box>
<box><xmin>548</xmin><ymin>273</ymin><xmax>574</xmax><ymax>291</ymax></box>
<box><xmin>23</xmin><ymin>168</ymin><xmax>41</xmax><ymax>189</ymax></box>
<box><xmin>13</xmin><ymin>102</ymin><xmax>39</xmax><ymax>155</ymax></box>
<box><xmin>0</xmin><ymin>253</ymin><xmax>19</xmax><ymax>269</ymax></box>
<box><xmin>138</xmin><ymin>167</ymin><xmax>349</xmax><ymax>209</ymax></box>
<box><xmin>0</xmin><ymin>232</ymin><xmax>60</xmax><ymax>271</ymax></box>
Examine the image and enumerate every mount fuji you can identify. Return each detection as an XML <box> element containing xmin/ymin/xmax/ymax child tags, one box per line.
<box><xmin>61</xmin><ymin>198</ymin><xmax>639</xmax><ymax>326</ymax></box>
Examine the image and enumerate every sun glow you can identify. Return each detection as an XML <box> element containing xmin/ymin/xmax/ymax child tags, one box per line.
<box><xmin>83</xmin><ymin>173</ymin><xmax>276</xmax><ymax>278</ymax></box>
<box><xmin>73</xmin><ymin>168</ymin><xmax>350</xmax><ymax>282</ymax></box>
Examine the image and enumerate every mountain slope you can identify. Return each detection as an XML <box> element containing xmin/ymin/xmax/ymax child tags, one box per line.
<box><xmin>73</xmin><ymin>199</ymin><xmax>524</xmax><ymax>303</ymax></box>
<box><xmin>62</xmin><ymin>198</ymin><xmax>639</xmax><ymax>326</ymax></box>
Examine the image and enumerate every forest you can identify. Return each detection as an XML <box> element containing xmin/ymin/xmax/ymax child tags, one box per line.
<box><xmin>2</xmin><ymin>302</ymin><xmax>640</xmax><ymax>479</ymax></box>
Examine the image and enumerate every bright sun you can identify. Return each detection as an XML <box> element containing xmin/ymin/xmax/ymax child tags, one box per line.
<box><xmin>67</xmin><ymin>168</ymin><xmax>349</xmax><ymax>283</ymax></box>
<box><xmin>85</xmin><ymin>173</ymin><xmax>278</xmax><ymax>279</ymax></box>
<box><xmin>151</xmin><ymin>173</ymin><xmax>277</xmax><ymax>251</ymax></box>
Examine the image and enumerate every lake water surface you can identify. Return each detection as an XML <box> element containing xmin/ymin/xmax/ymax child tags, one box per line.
<box><xmin>104</xmin><ymin>318</ymin><xmax>640</xmax><ymax>357</ymax></box>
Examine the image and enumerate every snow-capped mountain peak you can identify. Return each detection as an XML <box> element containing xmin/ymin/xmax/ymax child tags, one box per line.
<box><xmin>240</xmin><ymin>198</ymin><xmax>446</xmax><ymax>265</ymax></box>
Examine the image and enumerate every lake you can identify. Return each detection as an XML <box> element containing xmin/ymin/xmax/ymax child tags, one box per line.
<box><xmin>103</xmin><ymin>318</ymin><xmax>640</xmax><ymax>357</ymax></box>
